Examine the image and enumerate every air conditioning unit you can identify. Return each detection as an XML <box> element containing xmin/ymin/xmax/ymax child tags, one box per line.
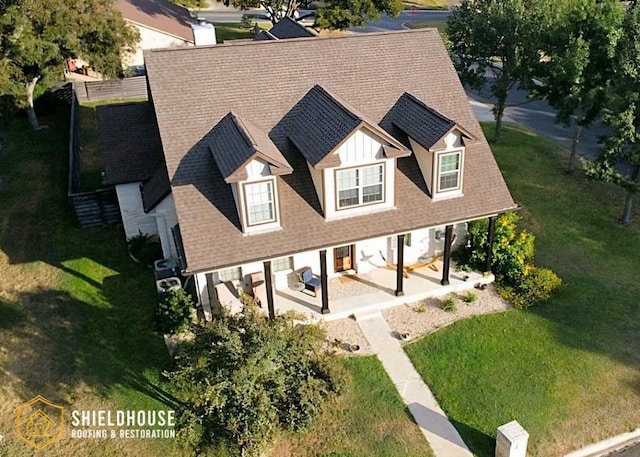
<box><xmin>156</xmin><ymin>277</ymin><xmax>182</xmax><ymax>294</ymax></box>
<box><xmin>154</xmin><ymin>258</ymin><xmax>178</xmax><ymax>280</ymax></box>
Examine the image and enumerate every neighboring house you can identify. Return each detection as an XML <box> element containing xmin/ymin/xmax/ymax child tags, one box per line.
<box><xmin>115</xmin><ymin>0</ymin><xmax>216</xmax><ymax>72</ymax></box>
<box><xmin>254</xmin><ymin>17</ymin><xmax>318</xmax><ymax>41</ymax></box>
<box><xmin>100</xmin><ymin>29</ymin><xmax>517</xmax><ymax>317</ymax></box>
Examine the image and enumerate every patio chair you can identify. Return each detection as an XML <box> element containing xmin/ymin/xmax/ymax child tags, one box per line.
<box><xmin>214</xmin><ymin>281</ymin><xmax>243</xmax><ymax>314</ymax></box>
<box><xmin>249</xmin><ymin>272</ymin><xmax>267</xmax><ymax>307</ymax></box>
<box><xmin>299</xmin><ymin>267</ymin><xmax>321</xmax><ymax>297</ymax></box>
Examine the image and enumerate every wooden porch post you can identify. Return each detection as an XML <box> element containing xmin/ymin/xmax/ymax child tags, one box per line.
<box><xmin>395</xmin><ymin>234</ymin><xmax>405</xmax><ymax>296</ymax></box>
<box><xmin>440</xmin><ymin>225</ymin><xmax>453</xmax><ymax>286</ymax></box>
<box><xmin>486</xmin><ymin>216</ymin><xmax>497</xmax><ymax>274</ymax></box>
<box><xmin>320</xmin><ymin>250</ymin><xmax>330</xmax><ymax>314</ymax></box>
<box><xmin>263</xmin><ymin>260</ymin><xmax>275</xmax><ymax>319</ymax></box>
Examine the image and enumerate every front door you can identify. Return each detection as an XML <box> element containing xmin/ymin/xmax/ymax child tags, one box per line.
<box><xmin>334</xmin><ymin>245</ymin><xmax>354</xmax><ymax>272</ymax></box>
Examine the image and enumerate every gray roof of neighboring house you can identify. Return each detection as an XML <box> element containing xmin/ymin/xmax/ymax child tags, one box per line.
<box><xmin>116</xmin><ymin>0</ymin><xmax>194</xmax><ymax>43</ymax></box>
<box><xmin>143</xmin><ymin>29</ymin><xmax>517</xmax><ymax>274</ymax></box>
<box><xmin>141</xmin><ymin>163</ymin><xmax>171</xmax><ymax>212</ymax></box>
<box><xmin>209</xmin><ymin>112</ymin><xmax>293</xmax><ymax>183</ymax></box>
<box><xmin>255</xmin><ymin>17</ymin><xmax>317</xmax><ymax>40</ymax></box>
<box><xmin>98</xmin><ymin>102</ymin><xmax>164</xmax><ymax>185</ymax></box>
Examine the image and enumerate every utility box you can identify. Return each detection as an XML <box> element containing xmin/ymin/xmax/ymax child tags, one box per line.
<box><xmin>496</xmin><ymin>421</ymin><xmax>529</xmax><ymax>457</ymax></box>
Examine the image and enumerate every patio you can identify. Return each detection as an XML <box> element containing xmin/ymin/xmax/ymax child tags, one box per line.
<box><xmin>273</xmin><ymin>262</ymin><xmax>493</xmax><ymax>322</ymax></box>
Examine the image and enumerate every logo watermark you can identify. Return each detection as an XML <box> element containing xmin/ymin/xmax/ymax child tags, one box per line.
<box><xmin>15</xmin><ymin>395</ymin><xmax>64</xmax><ymax>450</ymax></box>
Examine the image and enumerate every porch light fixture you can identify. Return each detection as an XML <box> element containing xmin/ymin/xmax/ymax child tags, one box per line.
<box><xmin>435</xmin><ymin>229</ymin><xmax>445</xmax><ymax>241</ymax></box>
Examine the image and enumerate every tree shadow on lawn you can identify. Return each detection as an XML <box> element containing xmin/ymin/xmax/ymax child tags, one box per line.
<box><xmin>450</xmin><ymin>419</ymin><xmax>494</xmax><ymax>457</ymax></box>
<box><xmin>0</xmin><ymin>102</ymin><xmax>176</xmax><ymax>408</ymax></box>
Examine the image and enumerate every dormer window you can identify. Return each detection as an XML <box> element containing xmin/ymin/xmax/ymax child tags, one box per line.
<box><xmin>336</xmin><ymin>164</ymin><xmax>384</xmax><ymax>209</ymax></box>
<box><xmin>244</xmin><ymin>179</ymin><xmax>276</xmax><ymax>225</ymax></box>
<box><xmin>437</xmin><ymin>150</ymin><xmax>462</xmax><ymax>193</ymax></box>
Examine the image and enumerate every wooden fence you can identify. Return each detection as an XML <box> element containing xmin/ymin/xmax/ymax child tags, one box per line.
<box><xmin>73</xmin><ymin>76</ymin><xmax>148</xmax><ymax>103</ymax></box>
<box><xmin>67</xmin><ymin>89</ymin><xmax>122</xmax><ymax>227</ymax></box>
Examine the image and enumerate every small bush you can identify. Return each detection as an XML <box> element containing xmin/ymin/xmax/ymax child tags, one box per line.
<box><xmin>415</xmin><ymin>303</ymin><xmax>426</xmax><ymax>313</ymax></box>
<box><xmin>441</xmin><ymin>296</ymin><xmax>457</xmax><ymax>312</ymax></box>
<box><xmin>155</xmin><ymin>288</ymin><xmax>193</xmax><ymax>334</ymax></box>
<box><xmin>127</xmin><ymin>231</ymin><xmax>162</xmax><ymax>266</ymax></box>
<box><xmin>499</xmin><ymin>267</ymin><xmax>562</xmax><ymax>309</ymax></box>
<box><xmin>462</xmin><ymin>292</ymin><xmax>478</xmax><ymax>304</ymax></box>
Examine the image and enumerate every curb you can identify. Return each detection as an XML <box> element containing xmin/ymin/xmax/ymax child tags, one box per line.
<box><xmin>565</xmin><ymin>429</ymin><xmax>640</xmax><ymax>457</ymax></box>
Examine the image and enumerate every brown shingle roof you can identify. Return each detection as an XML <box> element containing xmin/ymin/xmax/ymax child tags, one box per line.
<box><xmin>266</xmin><ymin>17</ymin><xmax>317</xmax><ymax>39</ymax></box>
<box><xmin>116</xmin><ymin>0</ymin><xmax>194</xmax><ymax>43</ymax></box>
<box><xmin>210</xmin><ymin>112</ymin><xmax>293</xmax><ymax>183</ymax></box>
<box><xmin>98</xmin><ymin>102</ymin><xmax>164</xmax><ymax>185</ymax></box>
<box><xmin>144</xmin><ymin>29</ymin><xmax>517</xmax><ymax>274</ymax></box>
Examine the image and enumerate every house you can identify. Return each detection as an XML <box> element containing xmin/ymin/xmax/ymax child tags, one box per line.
<box><xmin>254</xmin><ymin>17</ymin><xmax>318</xmax><ymax>41</ymax></box>
<box><xmin>115</xmin><ymin>0</ymin><xmax>216</xmax><ymax>72</ymax></box>
<box><xmin>99</xmin><ymin>29</ymin><xmax>517</xmax><ymax>318</ymax></box>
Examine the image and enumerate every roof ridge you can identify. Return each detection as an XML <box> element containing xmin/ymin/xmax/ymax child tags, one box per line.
<box><xmin>311</xmin><ymin>85</ymin><xmax>362</xmax><ymax>123</ymax></box>
<box><xmin>403</xmin><ymin>92</ymin><xmax>454</xmax><ymax>124</ymax></box>
<box><xmin>229</xmin><ymin>112</ymin><xmax>259</xmax><ymax>154</ymax></box>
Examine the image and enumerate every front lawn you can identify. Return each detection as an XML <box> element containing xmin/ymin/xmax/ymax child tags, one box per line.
<box><xmin>405</xmin><ymin>124</ymin><xmax>640</xmax><ymax>456</ymax></box>
<box><xmin>0</xmin><ymin>102</ymin><xmax>431</xmax><ymax>455</ymax></box>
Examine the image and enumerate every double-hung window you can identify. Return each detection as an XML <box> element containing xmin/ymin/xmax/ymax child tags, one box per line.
<box><xmin>336</xmin><ymin>164</ymin><xmax>384</xmax><ymax>209</ymax></box>
<box><xmin>437</xmin><ymin>151</ymin><xmax>461</xmax><ymax>192</ymax></box>
<box><xmin>244</xmin><ymin>180</ymin><xmax>276</xmax><ymax>226</ymax></box>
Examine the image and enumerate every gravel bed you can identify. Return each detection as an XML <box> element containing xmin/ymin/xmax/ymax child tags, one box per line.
<box><xmin>323</xmin><ymin>285</ymin><xmax>511</xmax><ymax>353</ymax></box>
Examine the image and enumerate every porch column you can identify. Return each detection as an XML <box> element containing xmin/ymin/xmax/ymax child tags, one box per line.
<box><xmin>395</xmin><ymin>234</ymin><xmax>405</xmax><ymax>296</ymax></box>
<box><xmin>263</xmin><ymin>261</ymin><xmax>275</xmax><ymax>319</ymax></box>
<box><xmin>440</xmin><ymin>224</ymin><xmax>453</xmax><ymax>286</ymax></box>
<box><xmin>319</xmin><ymin>250</ymin><xmax>330</xmax><ymax>314</ymax></box>
<box><xmin>485</xmin><ymin>216</ymin><xmax>497</xmax><ymax>274</ymax></box>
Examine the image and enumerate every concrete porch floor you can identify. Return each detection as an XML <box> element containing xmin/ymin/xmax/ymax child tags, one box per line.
<box><xmin>273</xmin><ymin>262</ymin><xmax>494</xmax><ymax>322</ymax></box>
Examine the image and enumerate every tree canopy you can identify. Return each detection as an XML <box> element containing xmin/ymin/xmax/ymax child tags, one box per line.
<box><xmin>167</xmin><ymin>305</ymin><xmax>346</xmax><ymax>456</ymax></box>
<box><xmin>0</xmin><ymin>0</ymin><xmax>138</xmax><ymax>129</ymax></box>
<box><xmin>586</xmin><ymin>4</ymin><xmax>640</xmax><ymax>225</ymax></box>
<box><xmin>528</xmin><ymin>0</ymin><xmax>624</xmax><ymax>172</ymax></box>
<box><xmin>218</xmin><ymin>0</ymin><xmax>401</xmax><ymax>28</ymax></box>
<box><xmin>447</xmin><ymin>0</ymin><xmax>542</xmax><ymax>143</ymax></box>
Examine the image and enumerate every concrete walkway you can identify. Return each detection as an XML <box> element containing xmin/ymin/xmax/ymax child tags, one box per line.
<box><xmin>355</xmin><ymin>311</ymin><xmax>473</xmax><ymax>457</ymax></box>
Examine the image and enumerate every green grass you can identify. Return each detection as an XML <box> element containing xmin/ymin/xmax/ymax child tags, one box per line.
<box><xmin>405</xmin><ymin>124</ymin><xmax>640</xmax><ymax>457</ymax></box>
<box><xmin>1</xmin><ymin>101</ymin><xmax>432</xmax><ymax>455</ymax></box>
<box><xmin>402</xmin><ymin>0</ymin><xmax>448</xmax><ymax>10</ymax></box>
<box><xmin>273</xmin><ymin>356</ymin><xmax>434</xmax><ymax>457</ymax></box>
<box><xmin>213</xmin><ymin>22</ymin><xmax>259</xmax><ymax>42</ymax></box>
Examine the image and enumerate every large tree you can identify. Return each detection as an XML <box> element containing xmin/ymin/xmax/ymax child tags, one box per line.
<box><xmin>528</xmin><ymin>0</ymin><xmax>624</xmax><ymax>172</ymax></box>
<box><xmin>0</xmin><ymin>0</ymin><xmax>138</xmax><ymax>130</ymax></box>
<box><xmin>220</xmin><ymin>0</ymin><xmax>401</xmax><ymax>28</ymax></box>
<box><xmin>586</xmin><ymin>4</ymin><xmax>640</xmax><ymax>225</ymax></box>
<box><xmin>447</xmin><ymin>0</ymin><xmax>543</xmax><ymax>143</ymax></box>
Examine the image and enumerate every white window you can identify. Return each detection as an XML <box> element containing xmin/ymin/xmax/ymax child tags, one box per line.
<box><xmin>244</xmin><ymin>180</ymin><xmax>276</xmax><ymax>226</ymax></box>
<box><xmin>390</xmin><ymin>233</ymin><xmax>411</xmax><ymax>248</ymax></box>
<box><xmin>218</xmin><ymin>267</ymin><xmax>241</xmax><ymax>282</ymax></box>
<box><xmin>336</xmin><ymin>164</ymin><xmax>384</xmax><ymax>209</ymax></box>
<box><xmin>437</xmin><ymin>151</ymin><xmax>461</xmax><ymax>192</ymax></box>
<box><xmin>272</xmin><ymin>256</ymin><xmax>293</xmax><ymax>272</ymax></box>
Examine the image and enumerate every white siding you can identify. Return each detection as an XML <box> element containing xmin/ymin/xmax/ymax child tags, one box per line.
<box><xmin>336</xmin><ymin>129</ymin><xmax>384</xmax><ymax>164</ymax></box>
<box><xmin>151</xmin><ymin>194</ymin><xmax>178</xmax><ymax>259</ymax></box>
<box><xmin>115</xmin><ymin>183</ymin><xmax>158</xmax><ymax>239</ymax></box>
<box><xmin>124</xmin><ymin>24</ymin><xmax>192</xmax><ymax>69</ymax></box>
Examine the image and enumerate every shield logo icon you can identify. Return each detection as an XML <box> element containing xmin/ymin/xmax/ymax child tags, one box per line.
<box><xmin>15</xmin><ymin>395</ymin><xmax>64</xmax><ymax>450</ymax></box>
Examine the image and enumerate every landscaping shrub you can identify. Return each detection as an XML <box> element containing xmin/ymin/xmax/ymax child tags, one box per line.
<box><xmin>498</xmin><ymin>266</ymin><xmax>562</xmax><ymax>309</ymax></box>
<box><xmin>462</xmin><ymin>292</ymin><xmax>478</xmax><ymax>304</ymax></box>
<box><xmin>155</xmin><ymin>288</ymin><xmax>193</xmax><ymax>334</ymax></box>
<box><xmin>127</xmin><ymin>231</ymin><xmax>162</xmax><ymax>267</ymax></box>
<box><xmin>455</xmin><ymin>212</ymin><xmax>561</xmax><ymax>307</ymax></box>
<box><xmin>167</xmin><ymin>305</ymin><xmax>347</xmax><ymax>457</ymax></box>
<box><xmin>441</xmin><ymin>296</ymin><xmax>457</xmax><ymax>312</ymax></box>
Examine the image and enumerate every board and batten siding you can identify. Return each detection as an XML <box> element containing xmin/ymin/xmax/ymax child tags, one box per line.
<box><xmin>322</xmin><ymin>129</ymin><xmax>395</xmax><ymax>219</ymax></box>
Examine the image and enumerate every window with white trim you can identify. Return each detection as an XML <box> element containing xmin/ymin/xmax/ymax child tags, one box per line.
<box><xmin>218</xmin><ymin>266</ymin><xmax>242</xmax><ymax>282</ymax></box>
<box><xmin>336</xmin><ymin>164</ymin><xmax>384</xmax><ymax>209</ymax></box>
<box><xmin>437</xmin><ymin>151</ymin><xmax>462</xmax><ymax>192</ymax></box>
<box><xmin>272</xmin><ymin>256</ymin><xmax>293</xmax><ymax>272</ymax></box>
<box><xmin>244</xmin><ymin>180</ymin><xmax>276</xmax><ymax>226</ymax></box>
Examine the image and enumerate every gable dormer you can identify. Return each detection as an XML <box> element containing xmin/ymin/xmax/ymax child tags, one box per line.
<box><xmin>286</xmin><ymin>85</ymin><xmax>410</xmax><ymax>218</ymax></box>
<box><xmin>389</xmin><ymin>93</ymin><xmax>475</xmax><ymax>200</ymax></box>
<box><xmin>209</xmin><ymin>112</ymin><xmax>293</xmax><ymax>233</ymax></box>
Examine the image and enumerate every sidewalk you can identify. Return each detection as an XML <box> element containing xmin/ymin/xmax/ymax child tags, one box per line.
<box><xmin>356</xmin><ymin>311</ymin><xmax>473</xmax><ymax>457</ymax></box>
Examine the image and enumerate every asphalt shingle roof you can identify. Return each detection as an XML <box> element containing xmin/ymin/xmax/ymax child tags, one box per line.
<box><xmin>209</xmin><ymin>112</ymin><xmax>293</xmax><ymax>183</ymax></box>
<box><xmin>143</xmin><ymin>29</ymin><xmax>517</xmax><ymax>274</ymax></box>
<box><xmin>115</xmin><ymin>0</ymin><xmax>194</xmax><ymax>43</ymax></box>
<box><xmin>141</xmin><ymin>163</ymin><xmax>171</xmax><ymax>212</ymax></box>
<box><xmin>388</xmin><ymin>92</ymin><xmax>458</xmax><ymax>149</ymax></box>
<box><xmin>98</xmin><ymin>102</ymin><xmax>164</xmax><ymax>185</ymax></box>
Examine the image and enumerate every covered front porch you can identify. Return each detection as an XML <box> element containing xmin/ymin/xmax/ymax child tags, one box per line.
<box><xmin>273</xmin><ymin>261</ymin><xmax>493</xmax><ymax>322</ymax></box>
